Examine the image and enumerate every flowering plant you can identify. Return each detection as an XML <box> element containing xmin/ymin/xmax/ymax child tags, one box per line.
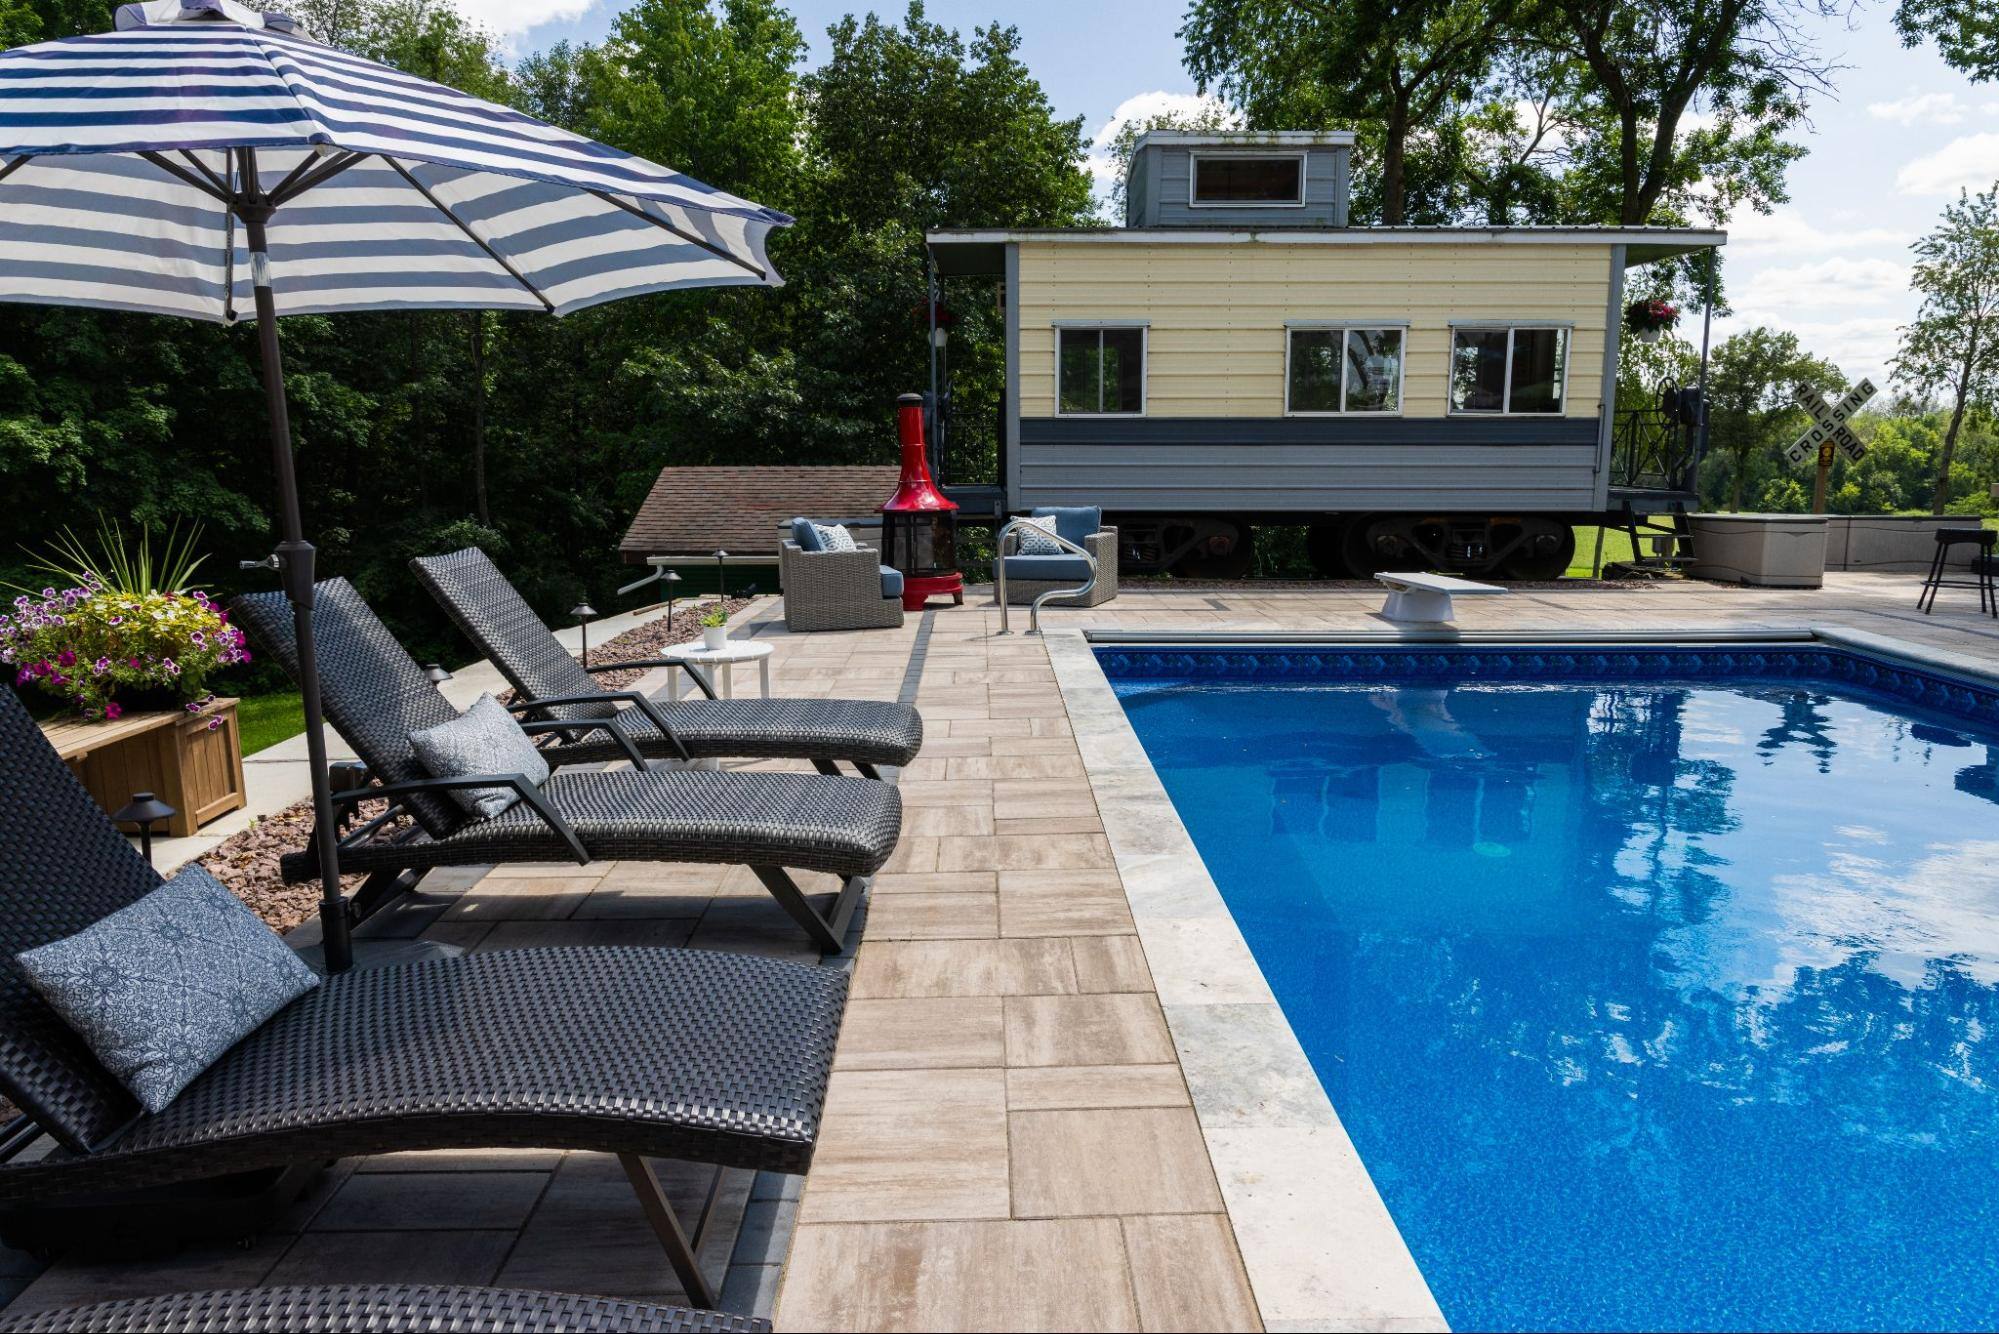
<box><xmin>1</xmin><ymin>579</ymin><xmax>250</xmax><ymax>720</ymax></box>
<box><xmin>1625</xmin><ymin>298</ymin><xmax>1679</xmax><ymax>333</ymax></box>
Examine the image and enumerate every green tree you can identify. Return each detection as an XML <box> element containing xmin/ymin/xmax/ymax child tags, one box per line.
<box><xmin>589</xmin><ymin>0</ymin><xmax>806</xmax><ymax>207</ymax></box>
<box><xmin>1705</xmin><ymin>327</ymin><xmax>1844</xmax><ymax>510</ymax></box>
<box><xmin>1894</xmin><ymin>0</ymin><xmax>1999</xmax><ymax>82</ymax></box>
<box><xmin>1182</xmin><ymin>0</ymin><xmax>1516</xmax><ymax>224</ymax></box>
<box><xmin>1527</xmin><ymin>0</ymin><xmax>1828</xmax><ymax>227</ymax></box>
<box><xmin>1891</xmin><ymin>184</ymin><xmax>1999</xmax><ymax>515</ymax></box>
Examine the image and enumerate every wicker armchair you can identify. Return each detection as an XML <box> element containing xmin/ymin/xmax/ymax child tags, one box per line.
<box><xmin>780</xmin><ymin>541</ymin><xmax>905</xmax><ymax>632</ymax></box>
<box><xmin>1001</xmin><ymin>526</ymin><xmax>1119</xmax><ymax>609</ymax></box>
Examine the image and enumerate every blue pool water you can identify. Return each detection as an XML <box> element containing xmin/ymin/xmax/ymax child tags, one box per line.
<box><xmin>1110</xmin><ymin>649</ymin><xmax>1999</xmax><ymax>1332</ymax></box>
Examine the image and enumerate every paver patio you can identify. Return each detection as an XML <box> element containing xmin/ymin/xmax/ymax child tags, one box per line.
<box><xmin>9</xmin><ymin>571</ymin><xmax>1999</xmax><ymax>1331</ymax></box>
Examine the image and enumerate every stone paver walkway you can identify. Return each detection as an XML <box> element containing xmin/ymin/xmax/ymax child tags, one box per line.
<box><xmin>11</xmin><ymin>572</ymin><xmax>1999</xmax><ymax>1331</ymax></box>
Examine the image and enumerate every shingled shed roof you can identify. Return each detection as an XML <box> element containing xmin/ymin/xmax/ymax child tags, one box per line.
<box><xmin>619</xmin><ymin>465</ymin><xmax>901</xmax><ymax>561</ymax></box>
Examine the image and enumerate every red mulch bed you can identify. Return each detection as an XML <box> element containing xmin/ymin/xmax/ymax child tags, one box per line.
<box><xmin>199</xmin><ymin>596</ymin><xmax>754</xmax><ymax>932</ymax></box>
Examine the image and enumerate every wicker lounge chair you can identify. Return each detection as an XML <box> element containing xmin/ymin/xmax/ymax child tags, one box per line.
<box><xmin>0</xmin><ymin>687</ymin><xmax>846</xmax><ymax>1307</ymax></box>
<box><xmin>0</xmin><ymin>1285</ymin><xmax>768</xmax><ymax>1333</ymax></box>
<box><xmin>230</xmin><ymin>580</ymin><xmax>898</xmax><ymax>953</ymax></box>
<box><xmin>409</xmin><ymin>548</ymin><xmax>921</xmax><ymax>779</ymax></box>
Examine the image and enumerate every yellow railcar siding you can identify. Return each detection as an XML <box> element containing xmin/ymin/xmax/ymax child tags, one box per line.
<box><xmin>1018</xmin><ymin>241</ymin><xmax>1612</xmax><ymax>419</ymax></box>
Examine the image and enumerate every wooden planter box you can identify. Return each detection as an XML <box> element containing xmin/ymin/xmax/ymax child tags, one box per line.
<box><xmin>40</xmin><ymin>697</ymin><xmax>246</xmax><ymax>836</ymax></box>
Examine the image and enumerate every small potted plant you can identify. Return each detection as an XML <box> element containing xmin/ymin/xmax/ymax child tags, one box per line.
<box><xmin>1625</xmin><ymin>298</ymin><xmax>1679</xmax><ymax>343</ymax></box>
<box><xmin>699</xmin><ymin>606</ymin><xmax>730</xmax><ymax>651</ymax></box>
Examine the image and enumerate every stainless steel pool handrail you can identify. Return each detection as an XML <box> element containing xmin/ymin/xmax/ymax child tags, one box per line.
<box><xmin>995</xmin><ymin>517</ymin><xmax>1098</xmax><ymax>636</ymax></box>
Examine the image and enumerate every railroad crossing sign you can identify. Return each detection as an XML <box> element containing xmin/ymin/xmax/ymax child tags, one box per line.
<box><xmin>1785</xmin><ymin>378</ymin><xmax>1877</xmax><ymax>466</ymax></box>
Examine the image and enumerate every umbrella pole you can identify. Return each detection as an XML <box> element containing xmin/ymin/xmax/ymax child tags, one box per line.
<box><xmin>240</xmin><ymin>205</ymin><xmax>353</xmax><ymax>974</ymax></box>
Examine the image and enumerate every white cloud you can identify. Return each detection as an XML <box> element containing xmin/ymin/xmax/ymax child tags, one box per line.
<box><xmin>1722</xmin><ymin>206</ymin><xmax>1904</xmax><ymax>256</ymax></box>
<box><xmin>1734</xmin><ymin>255</ymin><xmax>1910</xmax><ymax>311</ymax></box>
<box><xmin>1712</xmin><ymin>309</ymin><xmax>1907</xmax><ymax>383</ymax></box>
<box><xmin>1896</xmin><ymin>132</ymin><xmax>1999</xmax><ymax>196</ymax></box>
<box><xmin>1866</xmin><ymin>91</ymin><xmax>1966</xmax><ymax>126</ymax></box>
<box><xmin>459</xmin><ymin>0</ymin><xmax>598</xmax><ymax>38</ymax></box>
<box><xmin>1085</xmin><ymin>90</ymin><xmax>1239</xmax><ymax>196</ymax></box>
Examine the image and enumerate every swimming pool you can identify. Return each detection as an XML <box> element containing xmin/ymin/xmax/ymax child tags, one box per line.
<box><xmin>1105</xmin><ymin>644</ymin><xmax>1999</xmax><ymax>1333</ymax></box>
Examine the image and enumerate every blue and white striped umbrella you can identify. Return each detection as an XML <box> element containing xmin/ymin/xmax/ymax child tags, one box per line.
<box><xmin>0</xmin><ymin>0</ymin><xmax>793</xmax><ymax>322</ymax></box>
<box><xmin>0</xmin><ymin>0</ymin><xmax>801</xmax><ymax>976</ymax></box>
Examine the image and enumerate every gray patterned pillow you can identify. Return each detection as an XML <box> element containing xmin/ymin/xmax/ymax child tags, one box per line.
<box><xmin>1015</xmin><ymin>514</ymin><xmax>1064</xmax><ymax>554</ymax></box>
<box><xmin>813</xmin><ymin>522</ymin><xmax>859</xmax><ymax>553</ymax></box>
<box><xmin>409</xmin><ymin>692</ymin><xmax>550</xmax><ymax>819</ymax></box>
<box><xmin>16</xmin><ymin>864</ymin><xmax>320</xmax><ymax>1114</ymax></box>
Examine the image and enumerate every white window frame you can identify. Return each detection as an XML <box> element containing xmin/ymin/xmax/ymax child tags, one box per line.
<box><xmin>1284</xmin><ymin>322</ymin><xmax>1408</xmax><ymax>416</ymax></box>
<box><xmin>1446</xmin><ymin>323</ymin><xmax>1572</xmax><ymax>416</ymax></box>
<box><xmin>1053</xmin><ymin>321</ymin><xmax>1148</xmax><ymax>417</ymax></box>
<box><xmin>1188</xmin><ymin>150</ymin><xmax>1308</xmax><ymax>209</ymax></box>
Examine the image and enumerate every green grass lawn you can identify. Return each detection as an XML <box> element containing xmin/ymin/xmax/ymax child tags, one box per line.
<box><xmin>1568</xmin><ymin>525</ymin><xmax>1649</xmax><ymax>577</ymax></box>
<box><xmin>236</xmin><ymin>690</ymin><xmax>304</xmax><ymax>755</ymax></box>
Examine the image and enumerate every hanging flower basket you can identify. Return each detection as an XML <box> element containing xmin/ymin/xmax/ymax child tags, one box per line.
<box><xmin>1625</xmin><ymin>298</ymin><xmax>1679</xmax><ymax>343</ymax></box>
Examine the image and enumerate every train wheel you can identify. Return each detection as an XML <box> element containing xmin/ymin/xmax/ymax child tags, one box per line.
<box><xmin>1500</xmin><ymin>522</ymin><xmax>1577</xmax><ymax>581</ymax></box>
<box><xmin>1342</xmin><ymin>515</ymin><xmax>1392</xmax><ymax>578</ymax></box>
<box><xmin>1173</xmin><ymin>522</ymin><xmax>1255</xmax><ymax>579</ymax></box>
<box><xmin>1306</xmin><ymin>521</ymin><xmax>1351</xmax><ymax>578</ymax></box>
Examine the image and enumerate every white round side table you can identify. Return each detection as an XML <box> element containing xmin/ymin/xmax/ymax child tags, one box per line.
<box><xmin>657</xmin><ymin>639</ymin><xmax>775</xmax><ymax>701</ymax></box>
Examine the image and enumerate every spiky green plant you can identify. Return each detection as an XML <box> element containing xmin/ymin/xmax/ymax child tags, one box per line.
<box><xmin>12</xmin><ymin>518</ymin><xmax>209</xmax><ymax>598</ymax></box>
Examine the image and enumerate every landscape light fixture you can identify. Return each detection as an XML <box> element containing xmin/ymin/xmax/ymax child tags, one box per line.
<box><xmin>112</xmin><ymin>791</ymin><xmax>176</xmax><ymax>866</ymax></box>
<box><xmin>423</xmin><ymin>663</ymin><xmax>453</xmax><ymax>687</ymax></box>
<box><xmin>571</xmin><ymin>600</ymin><xmax>598</xmax><ymax>666</ymax></box>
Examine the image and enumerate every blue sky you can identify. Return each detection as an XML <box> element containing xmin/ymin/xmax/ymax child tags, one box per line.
<box><xmin>473</xmin><ymin>0</ymin><xmax>1996</xmax><ymax>385</ymax></box>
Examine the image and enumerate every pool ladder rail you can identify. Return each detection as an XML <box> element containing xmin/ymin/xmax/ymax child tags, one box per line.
<box><xmin>993</xmin><ymin>516</ymin><xmax>1099</xmax><ymax>637</ymax></box>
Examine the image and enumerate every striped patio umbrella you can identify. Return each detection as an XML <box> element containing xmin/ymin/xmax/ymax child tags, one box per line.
<box><xmin>0</xmin><ymin>0</ymin><xmax>794</xmax><ymax>971</ymax></box>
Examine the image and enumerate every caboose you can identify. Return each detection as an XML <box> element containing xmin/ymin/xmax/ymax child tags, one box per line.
<box><xmin>924</xmin><ymin>130</ymin><xmax>1722</xmax><ymax>579</ymax></box>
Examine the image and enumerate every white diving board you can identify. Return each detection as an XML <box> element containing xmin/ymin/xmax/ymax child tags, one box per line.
<box><xmin>1376</xmin><ymin>571</ymin><xmax>1509</xmax><ymax>624</ymax></box>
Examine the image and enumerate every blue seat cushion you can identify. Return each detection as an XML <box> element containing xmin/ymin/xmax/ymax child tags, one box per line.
<box><xmin>1031</xmin><ymin>506</ymin><xmax>1101</xmax><ymax>548</ymax></box>
<box><xmin>880</xmin><ymin>566</ymin><xmax>905</xmax><ymax>599</ymax></box>
<box><xmin>1002</xmin><ymin>554</ymin><xmax>1094</xmax><ymax>583</ymax></box>
<box><xmin>790</xmin><ymin>517</ymin><xmax>824</xmax><ymax>552</ymax></box>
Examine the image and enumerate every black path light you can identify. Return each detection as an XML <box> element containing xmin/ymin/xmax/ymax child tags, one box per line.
<box><xmin>0</xmin><ymin>1</ymin><xmax>794</xmax><ymax>972</ymax></box>
<box><xmin>662</xmin><ymin>569</ymin><xmax>683</xmax><ymax>626</ymax></box>
<box><xmin>112</xmin><ymin>791</ymin><xmax>176</xmax><ymax>866</ymax></box>
<box><xmin>571</xmin><ymin>600</ymin><xmax>599</xmax><ymax>667</ymax></box>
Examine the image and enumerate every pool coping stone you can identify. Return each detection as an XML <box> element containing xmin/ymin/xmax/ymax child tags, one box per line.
<box><xmin>1044</xmin><ymin>628</ymin><xmax>1449</xmax><ymax>1334</ymax></box>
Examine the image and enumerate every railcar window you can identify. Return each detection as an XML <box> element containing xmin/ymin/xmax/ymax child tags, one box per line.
<box><xmin>1287</xmin><ymin>327</ymin><xmax>1403</xmax><ymax>413</ymax></box>
<box><xmin>1058</xmin><ymin>327</ymin><xmax>1146</xmax><ymax>414</ymax></box>
<box><xmin>1192</xmin><ymin>154</ymin><xmax>1304</xmax><ymax>204</ymax></box>
<box><xmin>1450</xmin><ymin>327</ymin><xmax>1568</xmax><ymax>414</ymax></box>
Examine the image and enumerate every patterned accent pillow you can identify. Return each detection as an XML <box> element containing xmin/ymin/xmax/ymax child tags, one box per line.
<box><xmin>1015</xmin><ymin>515</ymin><xmax>1064</xmax><ymax>555</ymax></box>
<box><xmin>408</xmin><ymin>692</ymin><xmax>551</xmax><ymax>820</ymax></box>
<box><xmin>813</xmin><ymin>522</ymin><xmax>859</xmax><ymax>553</ymax></box>
<box><xmin>16</xmin><ymin>864</ymin><xmax>321</xmax><ymax>1114</ymax></box>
